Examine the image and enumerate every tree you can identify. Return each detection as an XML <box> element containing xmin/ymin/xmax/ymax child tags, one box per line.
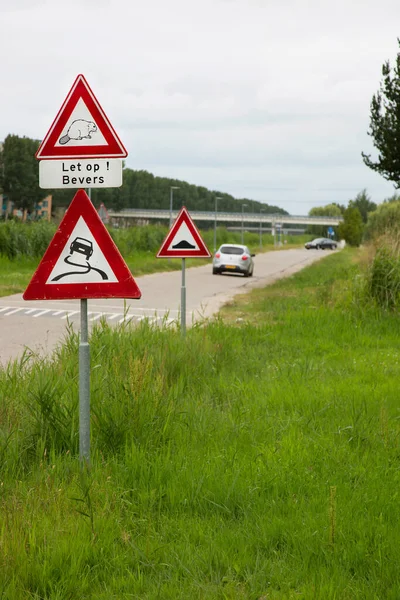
<box><xmin>332</xmin><ymin>202</ymin><xmax>346</xmax><ymax>214</ymax></box>
<box><xmin>382</xmin><ymin>193</ymin><xmax>400</xmax><ymax>204</ymax></box>
<box><xmin>1</xmin><ymin>135</ymin><xmax>42</xmax><ymax>212</ymax></box>
<box><xmin>348</xmin><ymin>189</ymin><xmax>377</xmax><ymax>224</ymax></box>
<box><xmin>362</xmin><ymin>39</ymin><xmax>400</xmax><ymax>186</ymax></box>
<box><xmin>307</xmin><ymin>203</ymin><xmax>342</xmax><ymax>236</ymax></box>
<box><xmin>309</xmin><ymin>204</ymin><xmax>343</xmax><ymax>218</ymax></box>
<box><xmin>337</xmin><ymin>206</ymin><xmax>364</xmax><ymax>247</ymax></box>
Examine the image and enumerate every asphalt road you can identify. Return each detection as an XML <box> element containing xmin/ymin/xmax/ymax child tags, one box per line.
<box><xmin>0</xmin><ymin>248</ymin><xmax>330</xmax><ymax>366</ymax></box>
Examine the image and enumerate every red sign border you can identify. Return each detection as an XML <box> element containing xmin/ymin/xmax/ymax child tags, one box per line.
<box><xmin>157</xmin><ymin>206</ymin><xmax>211</xmax><ymax>258</ymax></box>
<box><xmin>36</xmin><ymin>74</ymin><xmax>128</xmax><ymax>160</ymax></box>
<box><xmin>23</xmin><ymin>190</ymin><xmax>141</xmax><ymax>300</ymax></box>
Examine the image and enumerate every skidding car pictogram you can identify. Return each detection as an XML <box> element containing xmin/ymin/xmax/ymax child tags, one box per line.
<box><xmin>70</xmin><ymin>237</ymin><xmax>93</xmax><ymax>260</ymax></box>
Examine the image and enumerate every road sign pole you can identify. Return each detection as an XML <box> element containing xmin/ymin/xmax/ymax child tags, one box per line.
<box><xmin>79</xmin><ymin>298</ymin><xmax>91</xmax><ymax>464</ymax></box>
<box><xmin>29</xmin><ymin>74</ymin><xmax>136</xmax><ymax>467</ymax></box>
<box><xmin>181</xmin><ymin>258</ymin><xmax>186</xmax><ymax>337</ymax></box>
<box><xmin>155</xmin><ymin>207</ymin><xmax>210</xmax><ymax>336</ymax></box>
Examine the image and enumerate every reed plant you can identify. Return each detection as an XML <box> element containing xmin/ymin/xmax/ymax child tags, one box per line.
<box><xmin>350</xmin><ymin>231</ymin><xmax>400</xmax><ymax>312</ymax></box>
<box><xmin>0</xmin><ymin>220</ymin><xmax>55</xmax><ymax>260</ymax></box>
<box><xmin>365</xmin><ymin>232</ymin><xmax>400</xmax><ymax>310</ymax></box>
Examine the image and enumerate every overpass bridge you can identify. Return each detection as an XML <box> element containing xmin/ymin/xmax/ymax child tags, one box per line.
<box><xmin>106</xmin><ymin>208</ymin><xmax>342</xmax><ymax>229</ymax></box>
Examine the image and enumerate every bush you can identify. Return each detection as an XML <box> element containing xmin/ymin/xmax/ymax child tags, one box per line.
<box><xmin>361</xmin><ymin>234</ymin><xmax>400</xmax><ymax>310</ymax></box>
<box><xmin>337</xmin><ymin>206</ymin><xmax>363</xmax><ymax>247</ymax></box>
<box><xmin>364</xmin><ymin>200</ymin><xmax>400</xmax><ymax>241</ymax></box>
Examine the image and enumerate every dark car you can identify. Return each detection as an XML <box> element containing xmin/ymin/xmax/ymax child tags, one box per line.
<box><xmin>305</xmin><ymin>237</ymin><xmax>337</xmax><ymax>250</ymax></box>
<box><xmin>70</xmin><ymin>237</ymin><xmax>94</xmax><ymax>260</ymax></box>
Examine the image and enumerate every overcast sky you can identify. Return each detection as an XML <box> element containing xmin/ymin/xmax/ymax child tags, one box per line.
<box><xmin>1</xmin><ymin>0</ymin><xmax>399</xmax><ymax>214</ymax></box>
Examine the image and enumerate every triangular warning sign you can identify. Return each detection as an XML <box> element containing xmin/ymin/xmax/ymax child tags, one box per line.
<box><xmin>157</xmin><ymin>206</ymin><xmax>211</xmax><ymax>258</ymax></box>
<box><xmin>36</xmin><ymin>74</ymin><xmax>128</xmax><ymax>160</ymax></box>
<box><xmin>23</xmin><ymin>190</ymin><xmax>141</xmax><ymax>300</ymax></box>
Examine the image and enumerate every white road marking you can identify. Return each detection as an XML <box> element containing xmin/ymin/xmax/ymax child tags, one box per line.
<box><xmin>89</xmin><ymin>313</ymin><xmax>103</xmax><ymax>322</ymax></box>
<box><xmin>0</xmin><ymin>305</ymin><xmax>173</xmax><ymax>326</ymax></box>
<box><xmin>119</xmin><ymin>316</ymin><xmax>133</xmax><ymax>324</ymax></box>
<box><xmin>62</xmin><ymin>311</ymin><xmax>78</xmax><ymax>320</ymax></box>
<box><xmin>33</xmin><ymin>309</ymin><xmax>51</xmax><ymax>318</ymax></box>
<box><xmin>4</xmin><ymin>308</ymin><xmax>23</xmax><ymax>316</ymax></box>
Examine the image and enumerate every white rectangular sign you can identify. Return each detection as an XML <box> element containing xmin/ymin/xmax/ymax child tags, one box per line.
<box><xmin>39</xmin><ymin>159</ymin><xmax>123</xmax><ymax>189</ymax></box>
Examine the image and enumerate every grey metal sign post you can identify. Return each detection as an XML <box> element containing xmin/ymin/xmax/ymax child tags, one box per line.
<box><xmin>181</xmin><ymin>258</ymin><xmax>186</xmax><ymax>337</ymax></box>
<box><xmin>79</xmin><ymin>298</ymin><xmax>90</xmax><ymax>463</ymax></box>
<box><xmin>79</xmin><ymin>186</ymin><xmax>91</xmax><ymax>463</ymax></box>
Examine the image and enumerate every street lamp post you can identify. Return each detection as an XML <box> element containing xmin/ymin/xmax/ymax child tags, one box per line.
<box><xmin>169</xmin><ymin>186</ymin><xmax>180</xmax><ymax>227</ymax></box>
<box><xmin>259</xmin><ymin>208</ymin><xmax>265</xmax><ymax>250</ymax></box>
<box><xmin>241</xmin><ymin>203</ymin><xmax>247</xmax><ymax>244</ymax></box>
<box><xmin>214</xmin><ymin>196</ymin><xmax>222</xmax><ymax>253</ymax></box>
<box><xmin>278</xmin><ymin>223</ymin><xmax>281</xmax><ymax>246</ymax></box>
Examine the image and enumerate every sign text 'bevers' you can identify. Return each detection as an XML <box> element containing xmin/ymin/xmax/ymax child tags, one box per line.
<box><xmin>39</xmin><ymin>159</ymin><xmax>123</xmax><ymax>189</ymax></box>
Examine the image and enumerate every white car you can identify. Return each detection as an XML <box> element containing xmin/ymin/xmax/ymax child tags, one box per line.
<box><xmin>212</xmin><ymin>244</ymin><xmax>255</xmax><ymax>277</ymax></box>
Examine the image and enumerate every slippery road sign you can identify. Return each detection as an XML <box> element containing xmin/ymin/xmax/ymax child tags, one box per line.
<box><xmin>23</xmin><ymin>189</ymin><xmax>141</xmax><ymax>300</ymax></box>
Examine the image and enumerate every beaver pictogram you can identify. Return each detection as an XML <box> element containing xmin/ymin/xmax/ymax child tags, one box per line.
<box><xmin>59</xmin><ymin>119</ymin><xmax>97</xmax><ymax>145</ymax></box>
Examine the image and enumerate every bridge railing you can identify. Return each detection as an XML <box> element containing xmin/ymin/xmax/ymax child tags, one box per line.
<box><xmin>106</xmin><ymin>208</ymin><xmax>342</xmax><ymax>227</ymax></box>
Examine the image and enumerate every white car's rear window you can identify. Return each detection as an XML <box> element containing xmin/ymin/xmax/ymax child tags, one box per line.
<box><xmin>220</xmin><ymin>246</ymin><xmax>244</xmax><ymax>255</ymax></box>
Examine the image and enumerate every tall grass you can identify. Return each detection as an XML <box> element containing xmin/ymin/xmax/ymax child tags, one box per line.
<box><xmin>354</xmin><ymin>232</ymin><xmax>400</xmax><ymax>311</ymax></box>
<box><xmin>1</xmin><ymin>249</ymin><xmax>400</xmax><ymax>598</ymax></box>
<box><xmin>0</xmin><ymin>220</ymin><xmax>56</xmax><ymax>259</ymax></box>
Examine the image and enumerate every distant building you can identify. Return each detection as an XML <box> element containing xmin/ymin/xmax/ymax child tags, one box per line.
<box><xmin>1</xmin><ymin>194</ymin><xmax>13</xmax><ymax>219</ymax></box>
<box><xmin>35</xmin><ymin>194</ymin><xmax>52</xmax><ymax>221</ymax></box>
<box><xmin>2</xmin><ymin>195</ymin><xmax>52</xmax><ymax>221</ymax></box>
<box><xmin>12</xmin><ymin>208</ymin><xmax>24</xmax><ymax>219</ymax></box>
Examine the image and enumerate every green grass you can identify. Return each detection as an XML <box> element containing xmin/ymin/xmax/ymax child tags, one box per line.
<box><xmin>0</xmin><ymin>256</ymin><xmax>41</xmax><ymax>296</ymax></box>
<box><xmin>2</xmin><ymin>248</ymin><xmax>397</xmax><ymax>598</ymax></box>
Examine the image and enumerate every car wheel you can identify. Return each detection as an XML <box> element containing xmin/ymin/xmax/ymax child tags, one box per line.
<box><xmin>249</xmin><ymin>267</ymin><xmax>254</xmax><ymax>277</ymax></box>
<box><xmin>212</xmin><ymin>268</ymin><xmax>219</xmax><ymax>275</ymax></box>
